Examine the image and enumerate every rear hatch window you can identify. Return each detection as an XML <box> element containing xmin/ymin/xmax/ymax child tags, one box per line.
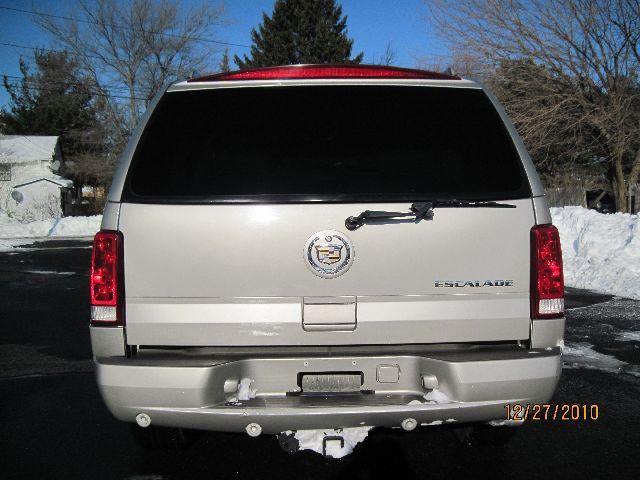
<box><xmin>124</xmin><ymin>86</ymin><xmax>529</xmax><ymax>202</ymax></box>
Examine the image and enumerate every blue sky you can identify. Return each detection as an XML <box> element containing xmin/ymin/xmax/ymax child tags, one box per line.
<box><xmin>0</xmin><ymin>0</ymin><xmax>448</xmax><ymax>107</ymax></box>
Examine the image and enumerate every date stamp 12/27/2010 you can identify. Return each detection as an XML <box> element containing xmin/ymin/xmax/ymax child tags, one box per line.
<box><xmin>505</xmin><ymin>404</ymin><xmax>600</xmax><ymax>421</ymax></box>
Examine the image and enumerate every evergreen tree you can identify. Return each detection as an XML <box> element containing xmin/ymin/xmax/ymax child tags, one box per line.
<box><xmin>0</xmin><ymin>51</ymin><xmax>108</xmax><ymax>186</ymax></box>
<box><xmin>219</xmin><ymin>49</ymin><xmax>231</xmax><ymax>72</ymax></box>
<box><xmin>234</xmin><ymin>0</ymin><xmax>363</xmax><ymax>68</ymax></box>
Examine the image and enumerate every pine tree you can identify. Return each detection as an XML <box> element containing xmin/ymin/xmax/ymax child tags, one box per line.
<box><xmin>0</xmin><ymin>51</ymin><xmax>108</xmax><ymax>186</ymax></box>
<box><xmin>219</xmin><ymin>49</ymin><xmax>231</xmax><ymax>72</ymax></box>
<box><xmin>234</xmin><ymin>0</ymin><xmax>363</xmax><ymax>68</ymax></box>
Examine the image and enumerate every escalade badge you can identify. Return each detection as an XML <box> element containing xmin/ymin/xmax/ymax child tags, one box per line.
<box><xmin>304</xmin><ymin>230</ymin><xmax>354</xmax><ymax>278</ymax></box>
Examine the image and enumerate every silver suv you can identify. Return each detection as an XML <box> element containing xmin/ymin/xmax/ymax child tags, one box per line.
<box><xmin>90</xmin><ymin>64</ymin><xmax>564</xmax><ymax>452</ymax></box>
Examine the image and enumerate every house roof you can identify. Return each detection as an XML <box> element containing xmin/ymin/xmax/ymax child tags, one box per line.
<box><xmin>13</xmin><ymin>177</ymin><xmax>73</xmax><ymax>189</ymax></box>
<box><xmin>0</xmin><ymin>135</ymin><xmax>59</xmax><ymax>164</ymax></box>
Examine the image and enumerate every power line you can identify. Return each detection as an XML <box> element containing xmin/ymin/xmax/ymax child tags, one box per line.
<box><xmin>3</xmin><ymin>77</ymin><xmax>148</xmax><ymax>97</ymax></box>
<box><xmin>0</xmin><ymin>41</ymin><xmax>102</xmax><ymax>60</ymax></box>
<box><xmin>0</xmin><ymin>44</ymin><xmax>187</xmax><ymax>95</ymax></box>
<box><xmin>3</xmin><ymin>73</ymin><xmax>148</xmax><ymax>95</ymax></box>
<box><xmin>2</xmin><ymin>80</ymin><xmax>143</xmax><ymax>101</ymax></box>
<box><xmin>3</xmin><ymin>81</ymin><xmax>143</xmax><ymax>101</ymax></box>
<box><xmin>0</xmin><ymin>5</ymin><xmax>251</xmax><ymax>49</ymax></box>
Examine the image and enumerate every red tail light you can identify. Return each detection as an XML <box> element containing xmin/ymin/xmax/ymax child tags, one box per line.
<box><xmin>188</xmin><ymin>64</ymin><xmax>461</xmax><ymax>82</ymax></box>
<box><xmin>90</xmin><ymin>230</ymin><xmax>124</xmax><ymax>326</ymax></box>
<box><xmin>530</xmin><ymin>224</ymin><xmax>564</xmax><ymax>319</ymax></box>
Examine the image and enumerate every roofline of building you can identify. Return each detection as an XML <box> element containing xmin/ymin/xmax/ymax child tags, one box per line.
<box><xmin>12</xmin><ymin>178</ymin><xmax>71</xmax><ymax>189</ymax></box>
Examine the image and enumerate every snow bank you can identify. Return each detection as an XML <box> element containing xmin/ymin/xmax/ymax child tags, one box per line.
<box><xmin>0</xmin><ymin>211</ymin><xmax>101</xmax><ymax>247</ymax></box>
<box><xmin>0</xmin><ymin>238</ymin><xmax>16</xmax><ymax>251</ymax></box>
<box><xmin>47</xmin><ymin>216</ymin><xmax>102</xmax><ymax>237</ymax></box>
<box><xmin>551</xmin><ymin>207</ymin><xmax>640</xmax><ymax>300</ymax></box>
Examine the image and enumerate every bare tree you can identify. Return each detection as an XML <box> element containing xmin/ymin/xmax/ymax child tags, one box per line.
<box><xmin>414</xmin><ymin>50</ymin><xmax>495</xmax><ymax>80</ymax></box>
<box><xmin>372</xmin><ymin>41</ymin><xmax>397</xmax><ymax>66</ymax></box>
<box><xmin>38</xmin><ymin>0</ymin><xmax>225</xmax><ymax>147</ymax></box>
<box><xmin>428</xmin><ymin>0</ymin><xmax>640</xmax><ymax>212</ymax></box>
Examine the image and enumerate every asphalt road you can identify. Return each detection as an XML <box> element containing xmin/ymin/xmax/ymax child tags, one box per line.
<box><xmin>1</xmin><ymin>239</ymin><xmax>639</xmax><ymax>480</ymax></box>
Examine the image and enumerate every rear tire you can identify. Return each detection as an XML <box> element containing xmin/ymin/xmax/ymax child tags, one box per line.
<box><xmin>130</xmin><ymin>424</ymin><xmax>201</xmax><ymax>450</ymax></box>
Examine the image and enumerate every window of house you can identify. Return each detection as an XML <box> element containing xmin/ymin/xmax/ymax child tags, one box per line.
<box><xmin>0</xmin><ymin>165</ymin><xmax>10</xmax><ymax>181</ymax></box>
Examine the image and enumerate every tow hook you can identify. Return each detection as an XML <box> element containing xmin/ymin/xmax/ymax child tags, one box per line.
<box><xmin>322</xmin><ymin>435</ymin><xmax>345</xmax><ymax>457</ymax></box>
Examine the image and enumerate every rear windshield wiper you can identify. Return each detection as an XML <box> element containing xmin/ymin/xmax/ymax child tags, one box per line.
<box><xmin>432</xmin><ymin>199</ymin><xmax>517</xmax><ymax>209</ymax></box>
<box><xmin>345</xmin><ymin>202</ymin><xmax>434</xmax><ymax>231</ymax></box>
<box><xmin>345</xmin><ymin>200</ymin><xmax>516</xmax><ymax>230</ymax></box>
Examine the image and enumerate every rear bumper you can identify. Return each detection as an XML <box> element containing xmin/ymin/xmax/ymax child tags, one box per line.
<box><xmin>95</xmin><ymin>347</ymin><xmax>561</xmax><ymax>434</ymax></box>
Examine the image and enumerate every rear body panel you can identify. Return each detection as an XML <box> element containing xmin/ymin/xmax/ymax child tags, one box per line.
<box><xmin>120</xmin><ymin>200</ymin><xmax>534</xmax><ymax>346</ymax></box>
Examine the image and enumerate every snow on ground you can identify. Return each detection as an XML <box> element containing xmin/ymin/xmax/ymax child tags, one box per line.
<box><xmin>563</xmin><ymin>342</ymin><xmax>627</xmax><ymax>374</ymax></box>
<box><xmin>0</xmin><ymin>238</ymin><xmax>15</xmax><ymax>251</ymax></box>
<box><xmin>562</xmin><ymin>341</ymin><xmax>640</xmax><ymax>377</ymax></box>
<box><xmin>47</xmin><ymin>216</ymin><xmax>101</xmax><ymax>237</ymax></box>
<box><xmin>287</xmin><ymin>427</ymin><xmax>373</xmax><ymax>459</ymax></box>
<box><xmin>0</xmin><ymin>212</ymin><xmax>101</xmax><ymax>250</ymax></box>
<box><xmin>551</xmin><ymin>206</ymin><xmax>640</xmax><ymax>300</ymax></box>
<box><xmin>616</xmin><ymin>330</ymin><xmax>640</xmax><ymax>342</ymax></box>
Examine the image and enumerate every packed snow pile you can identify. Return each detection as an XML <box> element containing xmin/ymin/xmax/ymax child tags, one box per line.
<box><xmin>0</xmin><ymin>238</ymin><xmax>15</xmax><ymax>251</ymax></box>
<box><xmin>236</xmin><ymin>378</ymin><xmax>257</xmax><ymax>401</ymax></box>
<box><xmin>0</xmin><ymin>211</ymin><xmax>101</xmax><ymax>247</ymax></box>
<box><xmin>423</xmin><ymin>388</ymin><xmax>452</xmax><ymax>403</ymax></box>
<box><xmin>284</xmin><ymin>427</ymin><xmax>372</xmax><ymax>459</ymax></box>
<box><xmin>551</xmin><ymin>206</ymin><xmax>640</xmax><ymax>300</ymax></box>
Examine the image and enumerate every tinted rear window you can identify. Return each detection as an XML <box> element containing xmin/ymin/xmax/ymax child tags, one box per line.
<box><xmin>124</xmin><ymin>86</ymin><xmax>529</xmax><ymax>202</ymax></box>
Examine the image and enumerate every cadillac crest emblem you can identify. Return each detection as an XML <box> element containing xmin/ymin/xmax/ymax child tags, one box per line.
<box><xmin>304</xmin><ymin>230</ymin><xmax>354</xmax><ymax>278</ymax></box>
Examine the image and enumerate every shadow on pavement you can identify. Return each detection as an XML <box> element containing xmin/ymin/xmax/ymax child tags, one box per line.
<box><xmin>564</xmin><ymin>287</ymin><xmax>613</xmax><ymax>309</ymax></box>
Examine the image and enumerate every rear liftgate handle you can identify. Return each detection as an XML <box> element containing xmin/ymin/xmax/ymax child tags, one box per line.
<box><xmin>302</xmin><ymin>296</ymin><xmax>357</xmax><ymax>332</ymax></box>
